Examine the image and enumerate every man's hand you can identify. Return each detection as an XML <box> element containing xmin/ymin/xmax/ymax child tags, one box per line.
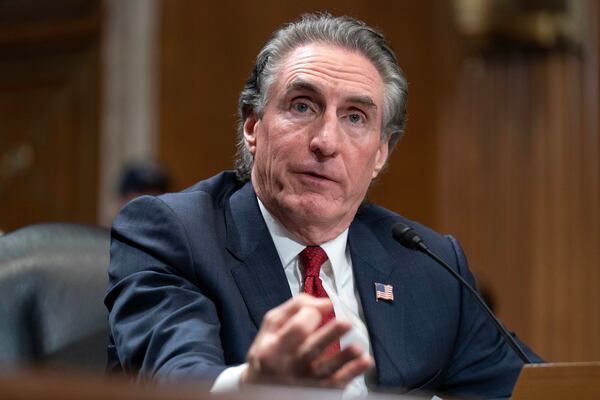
<box><xmin>241</xmin><ymin>294</ymin><xmax>374</xmax><ymax>388</ymax></box>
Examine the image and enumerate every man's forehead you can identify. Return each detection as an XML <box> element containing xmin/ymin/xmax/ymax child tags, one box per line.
<box><xmin>274</xmin><ymin>42</ymin><xmax>385</xmax><ymax>102</ymax></box>
<box><xmin>280</xmin><ymin>42</ymin><xmax>380</xmax><ymax>74</ymax></box>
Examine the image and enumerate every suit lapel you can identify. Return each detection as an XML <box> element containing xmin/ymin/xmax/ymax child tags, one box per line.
<box><xmin>349</xmin><ymin>216</ymin><xmax>422</xmax><ymax>389</ymax></box>
<box><xmin>225</xmin><ymin>182</ymin><xmax>292</xmax><ymax>329</ymax></box>
<box><xmin>224</xmin><ymin>184</ymin><xmax>431</xmax><ymax>388</ymax></box>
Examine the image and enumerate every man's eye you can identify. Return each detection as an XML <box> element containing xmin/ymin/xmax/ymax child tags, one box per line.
<box><xmin>293</xmin><ymin>102</ymin><xmax>310</xmax><ymax>113</ymax></box>
<box><xmin>348</xmin><ymin>113</ymin><xmax>364</xmax><ymax>124</ymax></box>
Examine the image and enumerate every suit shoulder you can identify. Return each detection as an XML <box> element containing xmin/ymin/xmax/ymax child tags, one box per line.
<box><xmin>156</xmin><ymin>171</ymin><xmax>244</xmax><ymax>211</ymax></box>
<box><xmin>115</xmin><ymin>171</ymin><xmax>243</xmax><ymax>235</ymax></box>
<box><xmin>354</xmin><ymin>202</ymin><xmax>463</xmax><ymax>264</ymax></box>
<box><xmin>356</xmin><ymin>202</ymin><xmax>445</xmax><ymax>242</ymax></box>
<box><xmin>354</xmin><ymin>203</ymin><xmax>469</xmax><ymax>283</ymax></box>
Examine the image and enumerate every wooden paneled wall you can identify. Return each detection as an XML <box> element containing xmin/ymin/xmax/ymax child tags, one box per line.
<box><xmin>1</xmin><ymin>0</ymin><xmax>594</xmax><ymax>366</ymax></box>
<box><xmin>0</xmin><ymin>1</ymin><xmax>101</xmax><ymax>232</ymax></box>
<box><xmin>437</xmin><ymin>12</ymin><xmax>600</xmax><ymax>360</ymax></box>
<box><xmin>159</xmin><ymin>1</ymin><xmax>600</xmax><ymax>362</ymax></box>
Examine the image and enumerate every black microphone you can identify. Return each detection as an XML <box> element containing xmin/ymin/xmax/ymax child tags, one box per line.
<box><xmin>391</xmin><ymin>223</ymin><xmax>532</xmax><ymax>364</ymax></box>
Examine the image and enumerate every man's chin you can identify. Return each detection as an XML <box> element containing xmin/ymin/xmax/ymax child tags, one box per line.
<box><xmin>282</xmin><ymin>196</ymin><xmax>346</xmax><ymax>222</ymax></box>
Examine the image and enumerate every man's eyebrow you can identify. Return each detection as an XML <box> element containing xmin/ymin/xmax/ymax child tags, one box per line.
<box><xmin>347</xmin><ymin>95</ymin><xmax>377</xmax><ymax>110</ymax></box>
<box><xmin>285</xmin><ymin>79</ymin><xmax>321</xmax><ymax>95</ymax></box>
<box><xmin>285</xmin><ymin>79</ymin><xmax>378</xmax><ymax>110</ymax></box>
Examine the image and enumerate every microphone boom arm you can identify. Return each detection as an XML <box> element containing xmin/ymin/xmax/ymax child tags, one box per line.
<box><xmin>392</xmin><ymin>223</ymin><xmax>532</xmax><ymax>364</ymax></box>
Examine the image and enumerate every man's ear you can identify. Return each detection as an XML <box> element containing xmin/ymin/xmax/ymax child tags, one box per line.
<box><xmin>243</xmin><ymin>112</ymin><xmax>259</xmax><ymax>156</ymax></box>
<box><xmin>372</xmin><ymin>139</ymin><xmax>389</xmax><ymax>179</ymax></box>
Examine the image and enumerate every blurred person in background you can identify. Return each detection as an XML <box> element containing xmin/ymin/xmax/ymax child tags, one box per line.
<box><xmin>117</xmin><ymin>161</ymin><xmax>170</xmax><ymax>208</ymax></box>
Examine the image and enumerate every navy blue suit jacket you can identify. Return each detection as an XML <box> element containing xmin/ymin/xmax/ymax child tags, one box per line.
<box><xmin>105</xmin><ymin>171</ymin><xmax>540</xmax><ymax>398</ymax></box>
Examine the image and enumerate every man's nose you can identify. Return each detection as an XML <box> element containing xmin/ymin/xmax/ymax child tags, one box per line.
<box><xmin>309</xmin><ymin>111</ymin><xmax>340</xmax><ymax>158</ymax></box>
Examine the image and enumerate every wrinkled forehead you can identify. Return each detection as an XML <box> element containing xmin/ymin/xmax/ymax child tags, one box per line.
<box><xmin>272</xmin><ymin>42</ymin><xmax>385</xmax><ymax>103</ymax></box>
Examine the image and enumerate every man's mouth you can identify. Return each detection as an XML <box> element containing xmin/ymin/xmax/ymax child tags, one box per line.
<box><xmin>303</xmin><ymin>171</ymin><xmax>333</xmax><ymax>181</ymax></box>
<box><xmin>294</xmin><ymin>169</ymin><xmax>338</xmax><ymax>185</ymax></box>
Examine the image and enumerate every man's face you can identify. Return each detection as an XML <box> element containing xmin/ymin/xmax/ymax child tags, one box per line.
<box><xmin>244</xmin><ymin>43</ymin><xmax>389</xmax><ymax>243</ymax></box>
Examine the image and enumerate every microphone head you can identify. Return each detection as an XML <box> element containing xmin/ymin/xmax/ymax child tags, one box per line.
<box><xmin>392</xmin><ymin>223</ymin><xmax>427</xmax><ymax>252</ymax></box>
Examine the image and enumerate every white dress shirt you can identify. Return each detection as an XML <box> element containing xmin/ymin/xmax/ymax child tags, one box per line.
<box><xmin>212</xmin><ymin>198</ymin><xmax>373</xmax><ymax>398</ymax></box>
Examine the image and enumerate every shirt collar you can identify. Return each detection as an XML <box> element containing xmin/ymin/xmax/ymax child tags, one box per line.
<box><xmin>257</xmin><ymin>197</ymin><xmax>349</xmax><ymax>282</ymax></box>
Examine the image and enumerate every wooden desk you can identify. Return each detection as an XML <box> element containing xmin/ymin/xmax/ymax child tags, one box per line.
<box><xmin>512</xmin><ymin>362</ymin><xmax>600</xmax><ymax>399</ymax></box>
<box><xmin>0</xmin><ymin>370</ymin><xmax>425</xmax><ymax>400</ymax></box>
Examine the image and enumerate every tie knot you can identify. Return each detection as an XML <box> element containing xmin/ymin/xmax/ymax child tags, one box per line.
<box><xmin>300</xmin><ymin>246</ymin><xmax>328</xmax><ymax>277</ymax></box>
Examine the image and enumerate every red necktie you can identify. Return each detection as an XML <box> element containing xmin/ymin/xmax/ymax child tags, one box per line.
<box><xmin>300</xmin><ymin>246</ymin><xmax>340</xmax><ymax>356</ymax></box>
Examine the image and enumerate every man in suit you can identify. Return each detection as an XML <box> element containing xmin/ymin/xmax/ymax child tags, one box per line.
<box><xmin>106</xmin><ymin>13</ymin><xmax>540</xmax><ymax>398</ymax></box>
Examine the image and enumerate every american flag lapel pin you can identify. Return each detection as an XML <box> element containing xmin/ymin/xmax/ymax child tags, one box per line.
<box><xmin>375</xmin><ymin>282</ymin><xmax>394</xmax><ymax>302</ymax></box>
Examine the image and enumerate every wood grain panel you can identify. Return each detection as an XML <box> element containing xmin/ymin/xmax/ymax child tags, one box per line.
<box><xmin>512</xmin><ymin>362</ymin><xmax>600</xmax><ymax>399</ymax></box>
<box><xmin>438</xmin><ymin>39</ymin><xmax>600</xmax><ymax>361</ymax></box>
<box><xmin>0</xmin><ymin>0</ymin><xmax>101</xmax><ymax>233</ymax></box>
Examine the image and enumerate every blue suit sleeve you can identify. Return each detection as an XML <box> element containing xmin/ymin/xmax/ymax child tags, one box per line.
<box><xmin>440</xmin><ymin>235</ymin><xmax>543</xmax><ymax>398</ymax></box>
<box><xmin>105</xmin><ymin>195</ymin><xmax>227</xmax><ymax>382</ymax></box>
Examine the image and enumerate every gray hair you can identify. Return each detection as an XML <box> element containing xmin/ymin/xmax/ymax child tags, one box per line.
<box><xmin>235</xmin><ymin>12</ymin><xmax>408</xmax><ymax>181</ymax></box>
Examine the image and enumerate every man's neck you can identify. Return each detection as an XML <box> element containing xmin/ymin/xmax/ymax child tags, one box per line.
<box><xmin>257</xmin><ymin>198</ymin><xmax>353</xmax><ymax>246</ymax></box>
